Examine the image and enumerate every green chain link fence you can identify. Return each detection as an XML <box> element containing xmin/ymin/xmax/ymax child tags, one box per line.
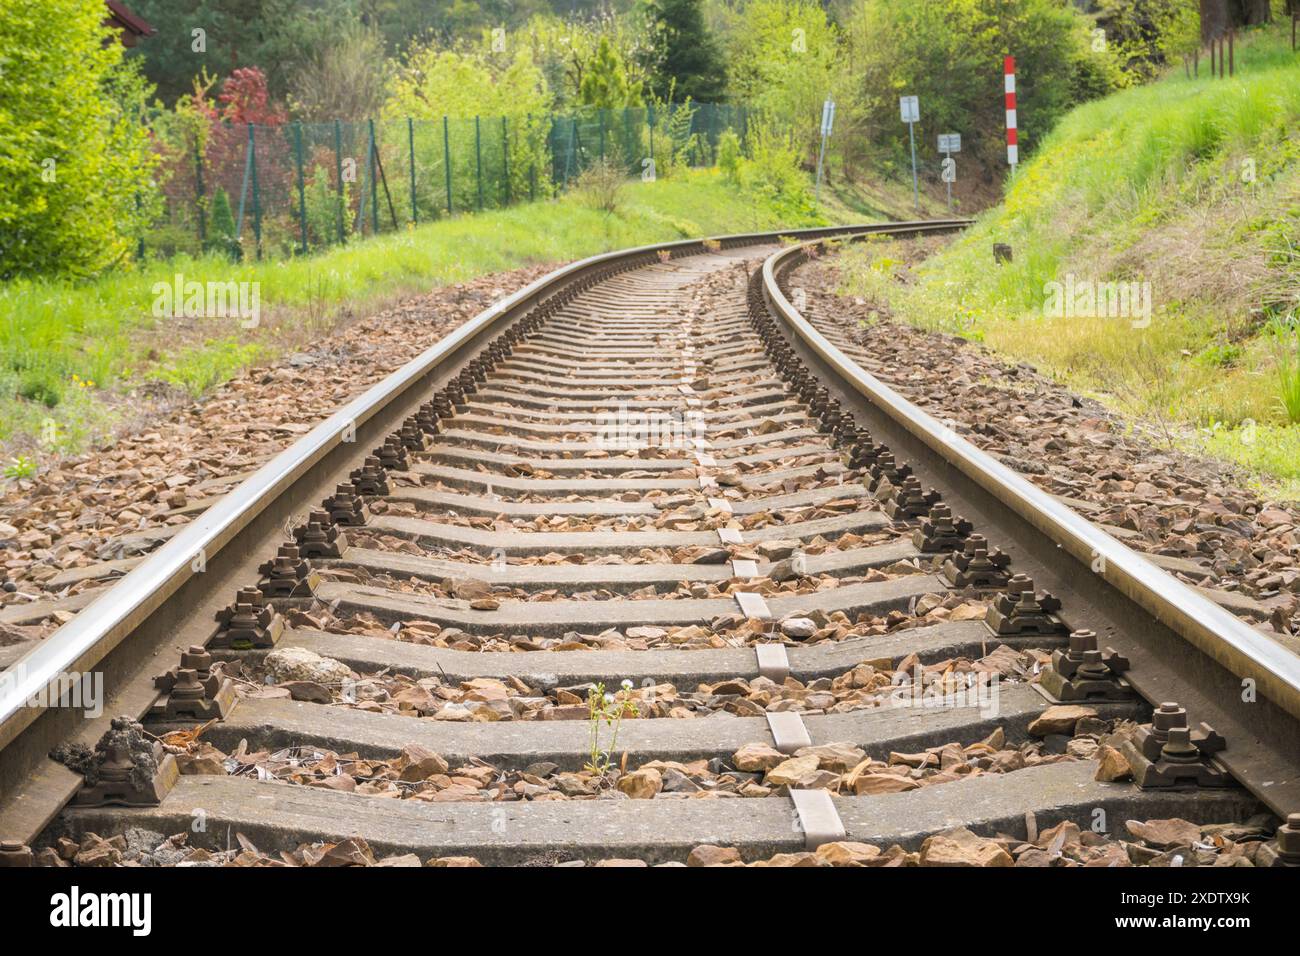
<box><xmin>149</xmin><ymin>103</ymin><xmax>752</xmax><ymax>261</ymax></box>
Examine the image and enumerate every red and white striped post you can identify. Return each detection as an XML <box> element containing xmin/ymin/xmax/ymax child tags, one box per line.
<box><xmin>1004</xmin><ymin>55</ymin><xmax>1018</xmax><ymax>168</ymax></box>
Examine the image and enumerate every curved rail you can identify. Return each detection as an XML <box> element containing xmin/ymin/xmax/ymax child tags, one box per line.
<box><xmin>0</xmin><ymin>221</ymin><xmax>968</xmax><ymax>755</ymax></box>
<box><xmin>760</xmin><ymin>235</ymin><xmax>1300</xmax><ymax>722</ymax></box>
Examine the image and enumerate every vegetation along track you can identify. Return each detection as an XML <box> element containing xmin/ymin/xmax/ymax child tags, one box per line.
<box><xmin>2</xmin><ymin>222</ymin><xmax>1298</xmax><ymax>867</ymax></box>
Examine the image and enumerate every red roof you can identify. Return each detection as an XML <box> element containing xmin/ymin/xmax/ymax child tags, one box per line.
<box><xmin>104</xmin><ymin>1</ymin><xmax>156</xmax><ymax>46</ymax></box>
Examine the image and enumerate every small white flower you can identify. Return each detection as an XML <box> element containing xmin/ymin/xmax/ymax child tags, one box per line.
<box><xmin>621</xmin><ymin>679</ymin><xmax>633</xmax><ymax>690</ymax></box>
<box><xmin>604</xmin><ymin>693</ymin><xmax>615</xmax><ymax>704</ymax></box>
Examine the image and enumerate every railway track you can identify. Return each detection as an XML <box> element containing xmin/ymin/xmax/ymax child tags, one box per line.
<box><xmin>1</xmin><ymin>223</ymin><xmax>1297</xmax><ymax>868</ymax></box>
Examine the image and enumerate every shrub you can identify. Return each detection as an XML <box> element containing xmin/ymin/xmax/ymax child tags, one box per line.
<box><xmin>734</xmin><ymin>122</ymin><xmax>817</xmax><ymax>222</ymax></box>
<box><xmin>718</xmin><ymin>129</ymin><xmax>742</xmax><ymax>181</ymax></box>
<box><xmin>574</xmin><ymin>158</ymin><xmax>626</xmax><ymax>215</ymax></box>
<box><xmin>207</xmin><ymin>188</ymin><xmax>243</xmax><ymax>260</ymax></box>
<box><xmin>17</xmin><ymin>370</ymin><xmax>62</xmax><ymax>409</ymax></box>
<box><xmin>303</xmin><ymin>167</ymin><xmax>352</xmax><ymax>246</ymax></box>
<box><xmin>0</xmin><ymin>0</ymin><xmax>160</xmax><ymax>278</ymax></box>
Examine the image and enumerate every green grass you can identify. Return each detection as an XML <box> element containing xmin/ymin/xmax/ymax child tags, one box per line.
<box><xmin>819</xmin><ymin>171</ymin><xmax>952</xmax><ymax>223</ymax></box>
<box><xmin>1</xmin><ymin>169</ymin><xmax>829</xmax><ymax>455</ymax></box>
<box><xmin>1198</xmin><ymin>422</ymin><xmax>1300</xmax><ymax>501</ymax></box>
<box><xmin>1272</xmin><ymin>318</ymin><xmax>1300</xmax><ymax>424</ymax></box>
<box><xmin>836</xmin><ymin>21</ymin><xmax>1300</xmax><ymax>494</ymax></box>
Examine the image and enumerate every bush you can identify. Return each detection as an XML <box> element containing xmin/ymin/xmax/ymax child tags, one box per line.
<box><xmin>718</xmin><ymin>129</ymin><xmax>742</xmax><ymax>181</ymax></box>
<box><xmin>574</xmin><ymin>158</ymin><xmax>626</xmax><ymax>215</ymax></box>
<box><xmin>303</xmin><ymin>167</ymin><xmax>352</xmax><ymax>246</ymax></box>
<box><xmin>0</xmin><ymin>0</ymin><xmax>159</xmax><ymax>279</ymax></box>
<box><xmin>734</xmin><ymin>122</ymin><xmax>816</xmax><ymax>222</ymax></box>
<box><xmin>17</xmin><ymin>370</ymin><xmax>61</xmax><ymax>409</ymax></box>
<box><xmin>208</xmin><ymin>187</ymin><xmax>239</xmax><ymax>257</ymax></box>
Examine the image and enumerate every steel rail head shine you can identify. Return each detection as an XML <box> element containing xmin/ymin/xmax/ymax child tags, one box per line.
<box><xmin>0</xmin><ymin>222</ymin><xmax>973</xmax><ymax>751</ymax></box>
<box><xmin>762</xmin><ymin>234</ymin><xmax>1300</xmax><ymax>725</ymax></box>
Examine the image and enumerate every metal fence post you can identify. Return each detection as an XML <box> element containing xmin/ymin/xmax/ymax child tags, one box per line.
<box><xmin>368</xmin><ymin>119</ymin><xmax>379</xmax><ymax>235</ymax></box>
<box><xmin>502</xmin><ymin>115</ymin><xmax>510</xmax><ymax>206</ymax></box>
<box><xmin>570</xmin><ymin>117</ymin><xmax>579</xmax><ymax>184</ymax></box>
<box><xmin>623</xmin><ymin>107</ymin><xmax>632</xmax><ymax>172</ymax></box>
<box><xmin>549</xmin><ymin>115</ymin><xmax>558</xmax><ymax>187</ymax></box>
<box><xmin>527</xmin><ymin>112</ymin><xmax>536</xmax><ymax>202</ymax></box>
<box><xmin>408</xmin><ymin>117</ymin><xmax>417</xmax><ymax>225</ymax></box>
<box><xmin>443</xmin><ymin>116</ymin><xmax>453</xmax><ymax>215</ymax></box>
<box><xmin>194</xmin><ymin>141</ymin><xmax>207</xmax><ymax>249</ymax></box>
<box><xmin>248</xmin><ymin>123</ymin><xmax>262</xmax><ymax>260</ymax></box>
<box><xmin>293</xmin><ymin>122</ymin><xmax>308</xmax><ymax>254</ymax></box>
<box><xmin>475</xmin><ymin>115</ymin><xmax>483</xmax><ymax>210</ymax></box>
<box><xmin>333</xmin><ymin>120</ymin><xmax>345</xmax><ymax>244</ymax></box>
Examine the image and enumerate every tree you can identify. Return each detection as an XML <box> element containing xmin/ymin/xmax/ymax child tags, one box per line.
<box><xmin>385</xmin><ymin>45</ymin><xmax>550</xmax><ymax>119</ymax></box>
<box><xmin>1200</xmin><ymin>0</ymin><xmax>1273</xmax><ymax>43</ymax></box>
<box><xmin>1200</xmin><ymin>0</ymin><xmax>1231</xmax><ymax>42</ymax></box>
<box><xmin>1096</xmin><ymin>0</ymin><xmax>1200</xmax><ymax>80</ymax></box>
<box><xmin>0</xmin><ymin>0</ymin><xmax>160</xmax><ymax>278</ymax></box>
<box><xmin>641</xmin><ymin>0</ymin><xmax>727</xmax><ymax>102</ymax></box>
<box><xmin>845</xmin><ymin>0</ymin><xmax>1111</xmax><ymax>168</ymax></box>
<box><xmin>290</xmin><ymin>24</ymin><xmax>389</xmax><ymax>122</ymax></box>
<box><xmin>383</xmin><ymin>43</ymin><xmax>553</xmax><ymax>213</ymax></box>
<box><xmin>126</xmin><ymin>0</ymin><xmax>360</xmax><ymax>103</ymax></box>
<box><xmin>724</xmin><ymin>0</ymin><xmax>842</xmax><ymax>166</ymax></box>
<box><xmin>519</xmin><ymin>11</ymin><xmax>652</xmax><ymax>109</ymax></box>
<box><xmin>579</xmin><ymin>37</ymin><xmax>645</xmax><ymax>108</ymax></box>
<box><xmin>1235</xmin><ymin>0</ymin><xmax>1273</xmax><ymax>25</ymax></box>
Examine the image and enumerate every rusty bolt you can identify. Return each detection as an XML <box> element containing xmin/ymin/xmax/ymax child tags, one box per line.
<box><xmin>1277</xmin><ymin>814</ymin><xmax>1300</xmax><ymax>862</ymax></box>
<box><xmin>0</xmin><ymin>841</ymin><xmax>33</xmax><ymax>867</ymax></box>
<box><xmin>1152</xmin><ymin>701</ymin><xmax>1188</xmax><ymax>735</ymax></box>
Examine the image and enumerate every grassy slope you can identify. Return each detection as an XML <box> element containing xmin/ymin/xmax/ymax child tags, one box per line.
<box><xmin>820</xmin><ymin>174</ymin><xmax>953</xmax><ymax>223</ymax></box>
<box><xmin>837</xmin><ymin>23</ymin><xmax>1300</xmax><ymax>495</ymax></box>
<box><xmin>0</xmin><ymin>170</ymin><xmax>830</xmax><ymax>458</ymax></box>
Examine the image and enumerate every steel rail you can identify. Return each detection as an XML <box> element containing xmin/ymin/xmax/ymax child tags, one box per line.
<box><xmin>0</xmin><ymin>221</ymin><xmax>968</xmax><ymax>757</ymax></box>
<box><xmin>761</xmin><ymin>236</ymin><xmax>1300</xmax><ymax>731</ymax></box>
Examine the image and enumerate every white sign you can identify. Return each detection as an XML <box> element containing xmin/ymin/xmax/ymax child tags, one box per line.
<box><xmin>820</xmin><ymin>99</ymin><xmax>836</xmax><ymax>137</ymax></box>
<box><xmin>899</xmin><ymin>96</ymin><xmax>919</xmax><ymax>124</ymax></box>
<box><xmin>938</xmin><ymin>133</ymin><xmax>961</xmax><ymax>153</ymax></box>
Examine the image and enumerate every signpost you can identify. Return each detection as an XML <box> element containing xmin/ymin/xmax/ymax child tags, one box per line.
<box><xmin>815</xmin><ymin>98</ymin><xmax>836</xmax><ymax>200</ymax></box>
<box><xmin>900</xmin><ymin>95</ymin><xmax>919</xmax><ymax>211</ymax></box>
<box><xmin>1004</xmin><ymin>56</ymin><xmax>1018</xmax><ymax>169</ymax></box>
<box><xmin>938</xmin><ymin>132</ymin><xmax>960</xmax><ymax>210</ymax></box>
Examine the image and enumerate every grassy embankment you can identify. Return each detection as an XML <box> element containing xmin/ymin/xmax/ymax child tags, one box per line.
<box><xmin>1</xmin><ymin>169</ymin><xmax>839</xmax><ymax>463</ymax></box>
<box><xmin>837</xmin><ymin>23</ymin><xmax>1300</xmax><ymax>495</ymax></box>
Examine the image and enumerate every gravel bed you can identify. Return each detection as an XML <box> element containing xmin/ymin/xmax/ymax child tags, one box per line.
<box><xmin>0</xmin><ymin>265</ymin><xmax>554</xmax><ymax>643</ymax></box>
<box><xmin>802</xmin><ymin>252</ymin><xmax>1300</xmax><ymax>639</ymax></box>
